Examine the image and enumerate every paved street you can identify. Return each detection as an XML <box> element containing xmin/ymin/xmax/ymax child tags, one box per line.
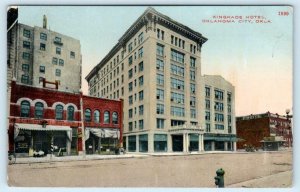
<box><xmin>7</xmin><ymin>150</ymin><xmax>292</xmax><ymax>187</ymax></box>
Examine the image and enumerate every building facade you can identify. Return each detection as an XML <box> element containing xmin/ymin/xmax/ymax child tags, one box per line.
<box><xmin>7</xmin><ymin>11</ymin><xmax>82</xmax><ymax>93</ymax></box>
<box><xmin>203</xmin><ymin>75</ymin><xmax>236</xmax><ymax>151</ymax></box>
<box><xmin>86</xmin><ymin>7</ymin><xmax>236</xmax><ymax>153</ymax></box>
<box><xmin>236</xmin><ymin>112</ymin><xmax>292</xmax><ymax>149</ymax></box>
<box><xmin>8</xmin><ymin>80</ymin><xmax>122</xmax><ymax>157</ymax></box>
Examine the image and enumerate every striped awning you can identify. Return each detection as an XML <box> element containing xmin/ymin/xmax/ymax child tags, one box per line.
<box><xmin>15</xmin><ymin>123</ymin><xmax>71</xmax><ymax>131</ymax></box>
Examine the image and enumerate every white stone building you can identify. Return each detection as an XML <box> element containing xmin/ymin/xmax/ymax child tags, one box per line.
<box><xmin>86</xmin><ymin>7</ymin><xmax>236</xmax><ymax>153</ymax></box>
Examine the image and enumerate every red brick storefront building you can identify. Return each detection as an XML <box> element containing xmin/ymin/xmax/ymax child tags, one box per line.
<box><xmin>236</xmin><ymin>112</ymin><xmax>292</xmax><ymax>149</ymax></box>
<box><xmin>8</xmin><ymin>80</ymin><xmax>123</xmax><ymax>156</ymax></box>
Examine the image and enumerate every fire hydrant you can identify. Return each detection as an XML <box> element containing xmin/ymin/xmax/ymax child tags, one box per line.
<box><xmin>214</xmin><ymin>168</ymin><xmax>225</xmax><ymax>188</ymax></box>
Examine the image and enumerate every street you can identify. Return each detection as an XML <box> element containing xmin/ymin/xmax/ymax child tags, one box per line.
<box><xmin>7</xmin><ymin>150</ymin><xmax>292</xmax><ymax>187</ymax></box>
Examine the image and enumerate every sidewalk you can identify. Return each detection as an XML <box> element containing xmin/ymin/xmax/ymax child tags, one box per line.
<box><xmin>227</xmin><ymin>170</ymin><xmax>293</xmax><ymax>188</ymax></box>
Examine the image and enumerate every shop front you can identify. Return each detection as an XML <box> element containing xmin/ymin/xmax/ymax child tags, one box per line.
<box><xmin>14</xmin><ymin>123</ymin><xmax>72</xmax><ymax>157</ymax></box>
<box><xmin>84</xmin><ymin>128</ymin><xmax>120</xmax><ymax>154</ymax></box>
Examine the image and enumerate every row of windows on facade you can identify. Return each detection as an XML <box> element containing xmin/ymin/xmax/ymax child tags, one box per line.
<box><xmin>156</xmin><ymin>88</ymin><xmax>196</xmax><ymax>106</ymax></box>
<box><xmin>156</xmin><ymin>103</ymin><xmax>196</xmax><ymax>118</ymax></box>
<box><xmin>205</xmin><ymin>111</ymin><xmax>232</xmax><ymax>123</ymax></box>
<box><xmin>128</xmin><ymin>119</ymin><xmax>144</xmax><ymax>131</ymax></box>
<box><xmin>23</xmin><ymin>28</ymin><xmax>61</xmax><ymax>44</ymax></box>
<box><xmin>205</xmin><ymin>87</ymin><xmax>232</xmax><ymax>102</ymax></box>
<box><xmin>19</xmin><ymin>100</ymin><xmax>119</xmax><ymax>124</ymax></box>
<box><xmin>22</xmin><ymin>40</ymin><xmax>76</xmax><ymax>59</ymax></box>
<box><xmin>128</xmin><ymin>90</ymin><xmax>144</xmax><ymax>105</ymax></box>
<box><xmin>205</xmin><ymin>123</ymin><xmax>230</xmax><ymax>132</ymax></box>
<box><xmin>205</xmin><ymin>100</ymin><xmax>232</xmax><ymax>113</ymax></box>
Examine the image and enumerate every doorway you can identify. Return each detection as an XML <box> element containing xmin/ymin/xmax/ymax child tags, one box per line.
<box><xmin>172</xmin><ymin>135</ymin><xmax>183</xmax><ymax>152</ymax></box>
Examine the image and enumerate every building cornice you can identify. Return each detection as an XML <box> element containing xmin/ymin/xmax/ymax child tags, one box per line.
<box><xmin>85</xmin><ymin>7</ymin><xmax>208</xmax><ymax>82</ymax></box>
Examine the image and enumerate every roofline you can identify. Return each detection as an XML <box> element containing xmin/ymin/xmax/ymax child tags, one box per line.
<box><xmin>85</xmin><ymin>7</ymin><xmax>208</xmax><ymax>82</ymax></box>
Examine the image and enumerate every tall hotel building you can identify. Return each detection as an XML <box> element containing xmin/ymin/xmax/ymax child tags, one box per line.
<box><xmin>86</xmin><ymin>7</ymin><xmax>236</xmax><ymax>153</ymax></box>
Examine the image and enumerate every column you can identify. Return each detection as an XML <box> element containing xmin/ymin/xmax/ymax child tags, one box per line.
<box><xmin>183</xmin><ymin>133</ymin><xmax>186</xmax><ymax>153</ymax></box>
<box><xmin>126</xmin><ymin>136</ymin><xmax>129</xmax><ymax>152</ymax></box>
<box><xmin>233</xmin><ymin>142</ymin><xmax>237</xmax><ymax>151</ymax></box>
<box><xmin>201</xmin><ymin>135</ymin><xmax>204</xmax><ymax>151</ymax></box>
<box><xmin>224</xmin><ymin>141</ymin><xmax>228</xmax><ymax>151</ymax></box>
<box><xmin>136</xmin><ymin>135</ymin><xmax>139</xmax><ymax>152</ymax></box>
<box><xmin>66</xmin><ymin>138</ymin><xmax>71</xmax><ymax>155</ymax></box>
<box><xmin>148</xmin><ymin>133</ymin><xmax>154</xmax><ymax>153</ymax></box>
<box><xmin>198</xmin><ymin>134</ymin><xmax>202</xmax><ymax>152</ymax></box>
<box><xmin>167</xmin><ymin>134</ymin><xmax>172</xmax><ymax>152</ymax></box>
<box><xmin>211</xmin><ymin>141</ymin><xmax>215</xmax><ymax>151</ymax></box>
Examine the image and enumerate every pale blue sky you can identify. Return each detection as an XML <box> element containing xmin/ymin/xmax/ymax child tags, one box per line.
<box><xmin>18</xmin><ymin>6</ymin><xmax>293</xmax><ymax>116</ymax></box>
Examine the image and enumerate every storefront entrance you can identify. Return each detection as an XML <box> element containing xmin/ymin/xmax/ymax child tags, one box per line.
<box><xmin>172</xmin><ymin>135</ymin><xmax>183</xmax><ymax>152</ymax></box>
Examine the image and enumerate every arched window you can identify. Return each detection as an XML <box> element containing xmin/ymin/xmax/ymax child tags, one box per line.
<box><xmin>20</xmin><ymin>100</ymin><xmax>30</xmax><ymax>117</ymax></box>
<box><xmin>34</xmin><ymin>102</ymin><xmax>44</xmax><ymax>118</ymax></box>
<box><xmin>55</xmin><ymin>105</ymin><xmax>64</xmax><ymax>120</ymax></box>
<box><xmin>94</xmin><ymin>110</ymin><xmax>100</xmax><ymax>123</ymax></box>
<box><xmin>104</xmin><ymin>111</ymin><xmax>110</xmax><ymax>124</ymax></box>
<box><xmin>112</xmin><ymin>112</ymin><xmax>118</xmax><ymax>124</ymax></box>
<box><xmin>67</xmin><ymin>106</ymin><xmax>75</xmax><ymax>121</ymax></box>
<box><xmin>85</xmin><ymin>109</ymin><xmax>91</xmax><ymax>122</ymax></box>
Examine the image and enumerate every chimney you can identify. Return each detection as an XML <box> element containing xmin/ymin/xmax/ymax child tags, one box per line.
<box><xmin>43</xmin><ymin>15</ymin><xmax>47</xmax><ymax>29</ymax></box>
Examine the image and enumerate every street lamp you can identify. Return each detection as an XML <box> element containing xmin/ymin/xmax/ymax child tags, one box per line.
<box><xmin>285</xmin><ymin>109</ymin><xmax>293</xmax><ymax>147</ymax></box>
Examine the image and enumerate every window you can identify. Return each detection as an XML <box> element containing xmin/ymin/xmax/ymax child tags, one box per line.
<box><xmin>190</xmin><ymin>96</ymin><xmax>196</xmax><ymax>106</ymax></box>
<box><xmin>128</xmin><ymin>42</ymin><xmax>133</xmax><ymax>52</ymax></box>
<box><xmin>52</xmin><ymin>57</ymin><xmax>58</xmax><ymax>65</ymax></box>
<box><xmin>154</xmin><ymin>134</ymin><xmax>167</xmax><ymax>152</ymax></box>
<box><xmin>171</xmin><ymin>49</ymin><xmax>184</xmax><ymax>63</ymax></box>
<box><xmin>129</xmin><ymin>95</ymin><xmax>133</xmax><ymax>105</ymax></box>
<box><xmin>40</xmin><ymin>43</ymin><xmax>46</xmax><ymax>51</ymax></box>
<box><xmin>55</xmin><ymin>105</ymin><xmax>64</xmax><ymax>120</ymax></box>
<box><xmin>139</xmin><ymin>120</ymin><xmax>144</xmax><ymax>130</ymax></box>
<box><xmin>93</xmin><ymin>110</ymin><xmax>100</xmax><ymax>123</ymax></box>
<box><xmin>39</xmin><ymin>66</ymin><xmax>45</xmax><ymax>73</ymax></box>
<box><xmin>190</xmin><ymin>57</ymin><xmax>196</xmax><ymax>68</ymax></box>
<box><xmin>215</xmin><ymin>113</ymin><xmax>224</xmax><ymax>122</ymax></box>
<box><xmin>205</xmin><ymin>87</ymin><xmax>210</xmax><ymax>97</ymax></box>
<box><xmin>171</xmin><ymin>78</ymin><xmax>184</xmax><ymax>90</ymax></box>
<box><xmin>128</xmin><ymin>109</ymin><xmax>133</xmax><ymax>118</ymax></box>
<box><xmin>59</xmin><ymin>59</ymin><xmax>64</xmax><ymax>66</ymax></box>
<box><xmin>40</xmin><ymin>33</ymin><xmax>47</xmax><ymax>40</ymax></box>
<box><xmin>56</xmin><ymin>69</ymin><xmax>61</xmax><ymax>77</ymax></box>
<box><xmin>171</xmin><ymin>106</ymin><xmax>185</xmax><ymax>117</ymax></box>
<box><xmin>138</xmin><ymin>47</ymin><xmax>144</xmax><ymax>58</ymax></box>
<box><xmin>33</xmin><ymin>102</ymin><xmax>44</xmax><ymax>118</ymax></box>
<box><xmin>128</xmin><ymin>135</ymin><xmax>136</xmax><ymax>151</ymax></box>
<box><xmin>20</xmin><ymin>101</ymin><xmax>30</xmax><ymax>117</ymax></box>
<box><xmin>112</xmin><ymin>112</ymin><xmax>118</xmax><ymax>124</ymax></box>
<box><xmin>171</xmin><ymin>35</ymin><xmax>174</xmax><ymax>44</ymax></box>
<box><xmin>156</xmin><ymin>59</ymin><xmax>164</xmax><ymax>71</ymax></box>
<box><xmin>156</xmin><ymin>104</ymin><xmax>164</xmax><ymax>114</ymax></box>
<box><xmin>228</xmin><ymin>104</ymin><xmax>232</xmax><ymax>113</ymax></box>
<box><xmin>206</xmin><ymin>99</ymin><xmax>210</xmax><ymax>109</ymax></box>
<box><xmin>191</xmin><ymin>109</ymin><xmax>196</xmax><ymax>118</ymax></box>
<box><xmin>139</xmin><ymin>76</ymin><xmax>144</xmax><ymax>86</ymax></box>
<box><xmin>215</xmin><ymin>90</ymin><xmax>224</xmax><ymax>100</ymax></box>
<box><xmin>139</xmin><ymin>90</ymin><xmax>144</xmax><ymax>101</ymax></box>
<box><xmin>156</xmin><ymin>89</ymin><xmax>164</xmax><ymax>100</ymax></box>
<box><xmin>138</xmin><ymin>62</ymin><xmax>144</xmax><ymax>72</ymax></box>
<box><xmin>104</xmin><ymin>111</ymin><xmax>110</xmax><ymax>124</ymax></box>
<box><xmin>157</xmin><ymin>28</ymin><xmax>160</xmax><ymax>39</ymax></box>
<box><xmin>157</xmin><ymin>119</ymin><xmax>164</xmax><ymax>129</ymax></box>
<box><xmin>128</xmin><ymin>69</ymin><xmax>133</xmax><ymax>79</ymax></box>
<box><xmin>171</xmin><ymin>92</ymin><xmax>184</xmax><ymax>104</ymax></box>
<box><xmin>138</xmin><ymin>32</ymin><xmax>144</xmax><ymax>44</ymax></box>
<box><xmin>54</xmin><ymin>36</ymin><xmax>61</xmax><ymax>43</ymax></box>
<box><xmin>215</xmin><ymin>124</ymin><xmax>224</xmax><ymax>130</ymax></box>
<box><xmin>156</xmin><ymin>74</ymin><xmax>164</xmax><ymax>85</ymax></box>
<box><xmin>23</xmin><ymin>41</ymin><xmax>30</xmax><ymax>49</ymax></box>
<box><xmin>67</xmin><ymin>106</ymin><xmax>75</xmax><ymax>121</ymax></box>
<box><xmin>84</xmin><ymin>109</ymin><xmax>91</xmax><ymax>122</ymax></box>
<box><xmin>190</xmin><ymin>83</ymin><xmax>196</xmax><ymax>94</ymax></box>
<box><xmin>227</xmin><ymin>92</ymin><xmax>232</xmax><ymax>103</ymax></box>
<box><xmin>23</xmin><ymin>29</ymin><xmax>31</xmax><ymax>38</ymax></box>
<box><xmin>206</xmin><ymin>123</ymin><xmax>211</xmax><ymax>132</ymax></box>
<box><xmin>139</xmin><ymin>134</ymin><xmax>148</xmax><ymax>152</ymax></box>
<box><xmin>215</xmin><ymin>102</ymin><xmax>224</xmax><ymax>111</ymax></box>
<box><xmin>21</xmin><ymin>75</ymin><xmax>29</xmax><ymax>84</ymax></box>
<box><xmin>190</xmin><ymin>70</ymin><xmax>195</xmax><ymax>80</ymax></box>
<box><xmin>205</xmin><ymin>111</ymin><xmax>210</xmax><ymax>121</ymax></box>
<box><xmin>156</xmin><ymin>44</ymin><xmax>164</xmax><ymax>56</ymax></box>
<box><xmin>171</xmin><ymin>64</ymin><xmax>184</xmax><ymax>76</ymax></box>
<box><xmin>171</xmin><ymin>120</ymin><xmax>185</xmax><ymax>126</ymax></box>
<box><xmin>139</xmin><ymin>105</ymin><xmax>144</xmax><ymax>115</ymax></box>
<box><xmin>161</xmin><ymin>30</ymin><xmax>164</xmax><ymax>40</ymax></box>
<box><xmin>56</xmin><ymin>47</ymin><xmax>61</xmax><ymax>55</ymax></box>
<box><xmin>22</xmin><ymin>64</ymin><xmax>29</xmax><ymax>72</ymax></box>
<box><xmin>22</xmin><ymin>52</ymin><xmax>30</xmax><ymax>60</ymax></box>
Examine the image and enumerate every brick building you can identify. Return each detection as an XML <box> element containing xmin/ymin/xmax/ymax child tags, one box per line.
<box><xmin>236</xmin><ymin>112</ymin><xmax>292</xmax><ymax>149</ymax></box>
<box><xmin>8</xmin><ymin>80</ymin><xmax>122</xmax><ymax>157</ymax></box>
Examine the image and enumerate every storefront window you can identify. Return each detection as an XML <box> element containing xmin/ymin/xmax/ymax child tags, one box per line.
<box><xmin>112</xmin><ymin>112</ymin><xmax>118</xmax><ymax>124</ymax></box>
<box><xmin>55</xmin><ymin>105</ymin><xmax>63</xmax><ymax>120</ymax></box>
<box><xmin>67</xmin><ymin>106</ymin><xmax>74</xmax><ymax>121</ymax></box>
<box><xmin>20</xmin><ymin>101</ymin><xmax>30</xmax><ymax>117</ymax></box>
<box><xmin>139</xmin><ymin>134</ymin><xmax>148</xmax><ymax>152</ymax></box>
<box><xmin>154</xmin><ymin>134</ymin><xmax>167</xmax><ymax>152</ymax></box>
<box><xmin>189</xmin><ymin>134</ymin><xmax>199</xmax><ymax>151</ymax></box>
<box><xmin>94</xmin><ymin>110</ymin><xmax>100</xmax><ymax>123</ymax></box>
<box><xmin>85</xmin><ymin>109</ymin><xmax>91</xmax><ymax>122</ymax></box>
<box><xmin>34</xmin><ymin>102</ymin><xmax>44</xmax><ymax>118</ymax></box>
<box><xmin>104</xmin><ymin>111</ymin><xmax>110</xmax><ymax>124</ymax></box>
<box><xmin>128</xmin><ymin>135</ymin><xmax>136</xmax><ymax>152</ymax></box>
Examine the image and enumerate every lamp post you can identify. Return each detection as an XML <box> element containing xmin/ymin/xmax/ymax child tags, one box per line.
<box><xmin>285</xmin><ymin>109</ymin><xmax>293</xmax><ymax>148</ymax></box>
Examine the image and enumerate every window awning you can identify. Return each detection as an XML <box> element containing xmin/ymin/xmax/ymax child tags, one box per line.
<box><xmin>85</xmin><ymin>128</ymin><xmax>120</xmax><ymax>141</ymax></box>
<box><xmin>14</xmin><ymin>123</ymin><xmax>72</xmax><ymax>141</ymax></box>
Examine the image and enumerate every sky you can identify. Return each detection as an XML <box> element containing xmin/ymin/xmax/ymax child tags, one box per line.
<box><xmin>17</xmin><ymin>5</ymin><xmax>293</xmax><ymax>116</ymax></box>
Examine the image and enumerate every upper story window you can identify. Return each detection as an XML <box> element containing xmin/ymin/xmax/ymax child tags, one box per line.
<box><xmin>215</xmin><ymin>90</ymin><xmax>224</xmax><ymax>100</ymax></box>
<box><xmin>20</xmin><ymin>101</ymin><xmax>30</xmax><ymax>117</ymax></box>
<box><xmin>55</xmin><ymin>37</ymin><xmax>61</xmax><ymax>43</ymax></box>
<box><xmin>156</xmin><ymin>44</ymin><xmax>164</xmax><ymax>56</ymax></box>
<box><xmin>85</xmin><ymin>109</ymin><xmax>91</xmax><ymax>122</ymax></box>
<box><xmin>138</xmin><ymin>32</ymin><xmax>144</xmax><ymax>44</ymax></box>
<box><xmin>21</xmin><ymin>75</ymin><xmax>29</xmax><ymax>84</ymax></box>
<box><xmin>128</xmin><ymin>42</ymin><xmax>133</xmax><ymax>52</ymax></box>
<box><xmin>171</xmin><ymin>77</ymin><xmax>184</xmax><ymax>90</ymax></box>
<box><xmin>128</xmin><ymin>55</ymin><xmax>133</xmax><ymax>65</ymax></box>
<box><xmin>40</xmin><ymin>43</ymin><xmax>46</xmax><ymax>51</ymax></box>
<box><xmin>22</xmin><ymin>52</ymin><xmax>30</xmax><ymax>60</ymax></box>
<box><xmin>171</xmin><ymin>49</ymin><xmax>184</xmax><ymax>64</ymax></box>
<box><xmin>104</xmin><ymin>111</ymin><xmax>110</xmax><ymax>124</ymax></box>
<box><xmin>56</xmin><ymin>47</ymin><xmax>61</xmax><ymax>55</ymax></box>
<box><xmin>205</xmin><ymin>87</ymin><xmax>210</xmax><ymax>97</ymax></box>
<box><xmin>23</xmin><ymin>41</ymin><xmax>31</xmax><ymax>49</ymax></box>
<box><xmin>190</xmin><ymin>57</ymin><xmax>196</xmax><ymax>68</ymax></box>
<box><xmin>227</xmin><ymin>92</ymin><xmax>232</xmax><ymax>103</ymax></box>
<box><xmin>112</xmin><ymin>112</ymin><xmax>118</xmax><ymax>124</ymax></box>
<box><xmin>23</xmin><ymin>29</ymin><xmax>31</xmax><ymax>38</ymax></box>
<box><xmin>190</xmin><ymin>83</ymin><xmax>196</xmax><ymax>94</ymax></box>
<box><xmin>70</xmin><ymin>51</ymin><xmax>75</xmax><ymax>59</ymax></box>
<box><xmin>34</xmin><ymin>102</ymin><xmax>44</xmax><ymax>119</ymax></box>
<box><xmin>59</xmin><ymin>59</ymin><xmax>64</xmax><ymax>66</ymax></box>
<box><xmin>139</xmin><ymin>90</ymin><xmax>144</xmax><ymax>101</ymax></box>
<box><xmin>22</xmin><ymin>64</ymin><xmax>29</xmax><ymax>72</ymax></box>
<box><xmin>56</xmin><ymin>69</ymin><xmax>61</xmax><ymax>77</ymax></box>
<box><xmin>52</xmin><ymin>57</ymin><xmax>58</xmax><ymax>65</ymax></box>
<box><xmin>39</xmin><ymin>66</ymin><xmax>45</xmax><ymax>73</ymax></box>
<box><xmin>190</xmin><ymin>70</ymin><xmax>195</xmax><ymax>81</ymax></box>
<box><xmin>128</xmin><ymin>69</ymin><xmax>133</xmax><ymax>79</ymax></box>
<box><xmin>171</xmin><ymin>64</ymin><xmax>184</xmax><ymax>77</ymax></box>
<box><xmin>40</xmin><ymin>33</ymin><xmax>47</xmax><ymax>40</ymax></box>
<box><xmin>138</xmin><ymin>62</ymin><xmax>144</xmax><ymax>72</ymax></box>
<box><xmin>156</xmin><ymin>59</ymin><xmax>164</xmax><ymax>71</ymax></box>
<box><xmin>55</xmin><ymin>105</ymin><xmax>63</xmax><ymax>120</ymax></box>
<box><xmin>94</xmin><ymin>110</ymin><xmax>100</xmax><ymax>123</ymax></box>
<box><xmin>67</xmin><ymin>106</ymin><xmax>75</xmax><ymax>121</ymax></box>
<box><xmin>138</xmin><ymin>47</ymin><xmax>144</xmax><ymax>58</ymax></box>
<box><xmin>139</xmin><ymin>76</ymin><xmax>144</xmax><ymax>86</ymax></box>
